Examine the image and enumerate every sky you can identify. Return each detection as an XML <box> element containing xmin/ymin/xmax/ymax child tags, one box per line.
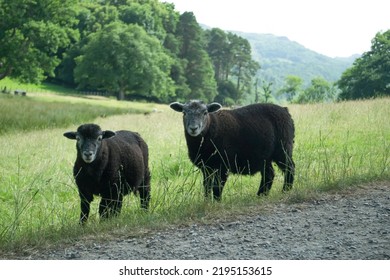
<box><xmin>163</xmin><ymin>0</ymin><xmax>390</xmax><ymax>58</ymax></box>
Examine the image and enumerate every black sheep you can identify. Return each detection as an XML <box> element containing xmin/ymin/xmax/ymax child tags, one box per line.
<box><xmin>170</xmin><ymin>100</ymin><xmax>295</xmax><ymax>200</ymax></box>
<box><xmin>64</xmin><ymin>123</ymin><xmax>151</xmax><ymax>224</ymax></box>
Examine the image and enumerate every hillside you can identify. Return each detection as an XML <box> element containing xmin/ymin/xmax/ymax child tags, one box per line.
<box><xmin>234</xmin><ymin>31</ymin><xmax>359</xmax><ymax>89</ymax></box>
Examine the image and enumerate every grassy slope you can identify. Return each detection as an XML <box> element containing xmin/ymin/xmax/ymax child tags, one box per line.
<box><xmin>0</xmin><ymin>90</ymin><xmax>164</xmax><ymax>135</ymax></box>
<box><xmin>0</xmin><ymin>94</ymin><xmax>389</xmax><ymax>252</ymax></box>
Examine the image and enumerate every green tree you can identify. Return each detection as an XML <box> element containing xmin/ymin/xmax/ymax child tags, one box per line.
<box><xmin>261</xmin><ymin>80</ymin><xmax>273</xmax><ymax>103</ymax></box>
<box><xmin>0</xmin><ymin>0</ymin><xmax>78</xmax><ymax>83</ymax></box>
<box><xmin>296</xmin><ymin>77</ymin><xmax>336</xmax><ymax>103</ymax></box>
<box><xmin>214</xmin><ymin>80</ymin><xmax>240</xmax><ymax>105</ymax></box>
<box><xmin>206</xmin><ymin>29</ymin><xmax>260</xmax><ymax>103</ymax></box>
<box><xmin>176</xmin><ymin>12</ymin><xmax>217</xmax><ymax>102</ymax></box>
<box><xmin>206</xmin><ymin>28</ymin><xmax>229</xmax><ymax>81</ymax></box>
<box><xmin>118</xmin><ymin>0</ymin><xmax>171</xmax><ymax>41</ymax></box>
<box><xmin>230</xmin><ymin>34</ymin><xmax>260</xmax><ymax>96</ymax></box>
<box><xmin>278</xmin><ymin>75</ymin><xmax>303</xmax><ymax>102</ymax></box>
<box><xmin>338</xmin><ymin>30</ymin><xmax>390</xmax><ymax>100</ymax></box>
<box><xmin>74</xmin><ymin>22</ymin><xmax>174</xmax><ymax>101</ymax></box>
<box><xmin>54</xmin><ymin>2</ymin><xmax>120</xmax><ymax>86</ymax></box>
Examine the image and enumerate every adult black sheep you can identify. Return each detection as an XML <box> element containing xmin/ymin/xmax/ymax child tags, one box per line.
<box><xmin>170</xmin><ymin>100</ymin><xmax>295</xmax><ymax>201</ymax></box>
<box><xmin>64</xmin><ymin>123</ymin><xmax>151</xmax><ymax>224</ymax></box>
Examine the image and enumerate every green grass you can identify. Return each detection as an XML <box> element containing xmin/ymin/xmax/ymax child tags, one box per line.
<box><xmin>0</xmin><ymin>96</ymin><xmax>389</xmax><ymax>255</ymax></box>
<box><xmin>0</xmin><ymin>92</ymin><xmax>163</xmax><ymax>135</ymax></box>
<box><xmin>0</xmin><ymin>77</ymin><xmax>78</xmax><ymax>95</ymax></box>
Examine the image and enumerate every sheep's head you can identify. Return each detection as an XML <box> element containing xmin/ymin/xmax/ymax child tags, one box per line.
<box><xmin>170</xmin><ymin>100</ymin><xmax>221</xmax><ymax>137</ymax></box>
<box><xmin>64</xmin><ymin>124</ymin><xmax>116</xmax><ymax>163</ymax></box>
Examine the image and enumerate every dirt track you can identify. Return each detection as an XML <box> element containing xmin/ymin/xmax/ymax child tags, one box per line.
<box><xmin>5</xmin><ymin>183</ymin><xmax>390</xmax><ymax>260</ymax></box>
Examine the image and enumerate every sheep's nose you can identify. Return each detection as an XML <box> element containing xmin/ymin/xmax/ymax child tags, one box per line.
<box><xmin>83</xmin><ymin>151</ymin><xmax>93</xmax><ymax>157</ymax></box>
<box><xmin>189</xmin><ymin>126</ymin><xmax>197</xmax><ymax>133</ymax></box>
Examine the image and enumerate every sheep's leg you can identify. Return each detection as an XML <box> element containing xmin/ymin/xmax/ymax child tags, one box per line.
<box><xmin>279</xmin><ymin>158</ymin><xmax>295</xmax><ymax>192</ymax></box>
<box><xmin>139</xmin><ymin>169</ymin><xmax>151</xmax><ymax>209</ymax></box>
<box><xmin>99</xmin><ymin>198</ymin><xmax>111</xmax><ymax>219</ymax></box>
<box><xmin>79</xmin><ymin>192</ymin><xmax>93</xmax><ymax>224</ymax></box>
<box><xmin>201</xmin><ymin>167</ymin><xmax>228</xmax><ymax>201</ymax></box>
<box><xmin>202</xmin><ymin>168</ymin><xmax>213</xmax><ymax>199</ymax></box>
<box><xmin>212</xmin><ymin>171</ymin><xmax>228</xmax><ymax>201</ymax></box>
<box><xmin>257</xmin><ymin>162</ymin><xmax>275</xmax><ymax>195</ymax></box>
<box><xmin>139</xmin><ymin>185</ymin><xmax>151</xmax><ymax>210</ymax></box>
<box><xmin>99</xmin><ymin>194</ymin><xmax>123</xmax><ymax>219</ymax></box>
<box><xmin>275</xmin><ymin>144</ymin><xmax>295</xmax><ymax>192</ymax></box>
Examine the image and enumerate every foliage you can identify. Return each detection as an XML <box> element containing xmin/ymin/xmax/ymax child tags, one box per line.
<box><xmin>1</xmin><ymin>0</ymin><xmax>260</xmax><ymax>104</ymax></box>
<box><xmin>278</xmin><ymin>75</ymin><xmax>303</xmax><ymax>101</ymax></box>
<box><xmin>214</xmin><ymin>80</ymin><xmax>240</xmax><ymax>105</ymax></box>
<box><xmin>0</xmin><ymin>0</ymin><xmax>79</xmax><ymax>83</ymax></box>
<box><xmin>176</xmin><ymin>12</ymin><xmax>217</xmax><ymax>102</ymax></box>
<box><xmin>337</xmin><ymin>30</ymin><xmax>390</xmax><ymax>100</ymax></box>
<box><xmin>205</xmin><ymin>28</ymin><xmax>260</xmax><ymax>103</ymax></box>
<box><xmin>74</xmin><ymin>22</ymin><xmax>174</xmax><ymax>101</ymax></box>
<box><xmin>295</xmin><ymin>77</ymin><xmax>338</xmax><ymax>104</ymax></box>
<box><xmin>260</xmin><ymin>80</ymin><xmax>274</xmax><ymax>103</ymax></box>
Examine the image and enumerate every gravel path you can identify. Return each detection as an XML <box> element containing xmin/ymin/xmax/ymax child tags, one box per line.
<box><xmin>8</xmin><ymin>183</ymin><xmax>390</xmax><ymax>260</ymax></box>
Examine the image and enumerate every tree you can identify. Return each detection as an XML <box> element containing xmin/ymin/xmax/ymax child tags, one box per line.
<box><xmin>0</xmin><ymin>0</ymin><xmax>78</xmax><ymax>83</ymax></box>
<box><xmin>338</xmin><ymin>30</ymin><xmax>390</xmax><ymax>100</ymax></box>
<box><xmin>278</xmin><ymin>75</ymin><xmax>303</xmax><ymax>102</ymax></box>
<box><xmin>229</xmin><ymin>34</ymin><xmax>260</xmax><ymax>96</ymax></box>
<box><xmin>214</xmin><ymin>80</ymin><xmax>240</xmax><ymax>106</ymax></box>
<box><xmin>261</xmin><ymin>80</ymin><xmax>273</xmax><ymax>103</ymax></box>
<box><xmin>205</xmin><ymin>29</ymin><xmax>260</xmax><ymax>103</ymax></box>
<box><xmin>176</xmin><ymin>12</ymin><xmax>217</xmax><ymax>102</ymax></box>
<box><xmin>206</xmin><ymin>28</ymin><xmax>229</xmax><ymax>82</ymax></box>
<box><xmin>74</xmin><ymin>22</ymin><xmax>174</xmax><ymax>101</ymax></box>
<box><xmin>296</xmin><ymin>77</ymin><xmax>336</xmax><ymax>103</ymax></box>
<box><xmin>54</xmin><ymin>2</ymin><xmax>120</xmax><ymax>86</ymax></box>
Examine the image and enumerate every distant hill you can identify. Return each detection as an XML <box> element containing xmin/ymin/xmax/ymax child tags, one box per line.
<box><xmin>233</xmin><ymin>31</ymin><xmax>359</xmax><ymax>89</ymax></box>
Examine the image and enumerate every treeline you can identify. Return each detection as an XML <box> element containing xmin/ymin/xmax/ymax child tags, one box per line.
<box><xmin>1</xmin><ymin>0</ymin><xmax>389</xmax><ymax>103</ymax></box>
<box><xmin>0</xmin><ymin>0</ymin><xmax>259</xmax><ymax>103</ymax></box>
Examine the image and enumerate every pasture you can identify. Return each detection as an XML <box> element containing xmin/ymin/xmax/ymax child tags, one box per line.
<box><xmin>0</xmin><ymin>92</ymin><xmax>389</xmax><ymax>252</ymax></box>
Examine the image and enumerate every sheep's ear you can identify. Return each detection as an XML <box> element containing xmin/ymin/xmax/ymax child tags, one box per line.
<box><xmin>207</xmin><ymin>103</ymin><xmax>222</xmax><ymax>113</ymax></box>
<box><xmin>170</xmin><ymin>102</ymin><xmax>184</xmax><ymax>112</ymax></box>
<box><xmin>63</xmin><ymin>132</ymin><xmax>77</xmax><ymax>140</ymax></box>
<box><xmin>102</xmin><ymin>130</ymin><xmax>116</xmax><ymax>139</ymax></box>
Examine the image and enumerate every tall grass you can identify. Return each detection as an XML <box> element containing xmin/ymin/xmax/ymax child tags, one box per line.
<box><xmin>291</xmin><ymin>100</ymin><xmax>389</xmax><ymax>191</ymax></box>
<box><xmin>0</xmin><ymin>97</ymin><xmax>389</xmax><ymax>253</ymax></box>
<box><xmin>0</xmin><ymin>94</ymin><xmax>155</xmax><ymax>135</ymax></box>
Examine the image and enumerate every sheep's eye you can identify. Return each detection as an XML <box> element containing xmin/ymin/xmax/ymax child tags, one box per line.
<box><xmin>76</xmin><ymin>135</ymin><xmax>81</xmax><ymax>141</ymax></box>
<box><xmin>98</xmin><ymin>136</ymin><xmax>103</xmax><ymax>141</ymax></box>
<box><xmin>203</xmin><ymin>111</ymin><xmax>207</xmax><ymax>116</ymax></box>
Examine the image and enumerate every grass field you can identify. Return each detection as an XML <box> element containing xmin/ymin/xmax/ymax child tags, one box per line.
<box><xmin>0</xmin><ymin>92</ymin><xmax>389</xmax><ymax>252</ymax></box>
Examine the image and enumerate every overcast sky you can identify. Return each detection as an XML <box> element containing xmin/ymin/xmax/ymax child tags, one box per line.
<box><xmin>163</xmin><ymin>0</ymin><xmax>390</xmax><ymax>58</ymax></box>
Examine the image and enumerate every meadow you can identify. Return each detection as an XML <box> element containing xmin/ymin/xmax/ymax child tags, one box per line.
<box><xmin>0</xmin><ymin>91</ymin><xmax>389</xmax><ymax>253</ymax></box>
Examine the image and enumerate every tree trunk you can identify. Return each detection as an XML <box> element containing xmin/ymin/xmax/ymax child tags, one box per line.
<box><xmin>118</xmin><ymin>90</ymin><xmax>125</xmax><ymax>100</ymax></box>
<box><xmin>0</xmin><ymin>64</ymin><xmax>13</xmax><ymax>81</ymax></box>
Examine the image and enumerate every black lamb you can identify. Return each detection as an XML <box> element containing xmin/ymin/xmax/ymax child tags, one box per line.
<box><xmin>64</xmin><ymin>123</ymin><xmax>151</xmax><ymax>224</ymax></box>
<box><xmin>170</xmin><ymin>100</ymin><xmax>295</xmax><ymax>200</ymax></box>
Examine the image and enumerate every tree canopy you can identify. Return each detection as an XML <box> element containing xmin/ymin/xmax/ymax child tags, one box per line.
<box><xmin>0</xmin><ymin>0</ymin><xmax>78</xmax><ymax>83</ymax></box>
<box><xmin>74</xmin><ymin>22</ymin><xmax>174</xmax><ymax>101</ymax></box>
<box><xmin>4</xmin><ymin>0</ymin><xmax>358</xmax><ymax>104</ymax></box>
<box><xmin>0</xmin><ymin>0</ymin><xmax>260</xmax><ymax>103</ymax></box>
<box><xmin>337</xmin><ymin>30</ymin><xmax>390</xmax><ymax>100</ymax></box>
<box><xmin>296</xmin><ymin>77</ymin><xmax>337</xmax><ymax>104</ymax></box>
